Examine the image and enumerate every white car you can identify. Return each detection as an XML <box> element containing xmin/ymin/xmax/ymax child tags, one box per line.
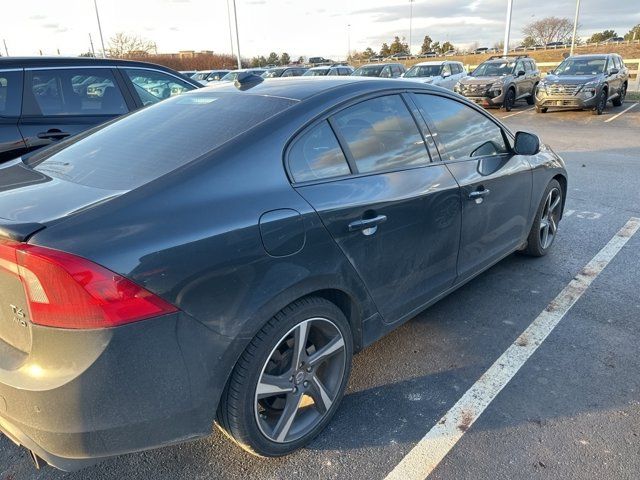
<box><xmin>402</xmin><ymin>61</ymin><xmax>467</xmax><ymax>90</ymax></box>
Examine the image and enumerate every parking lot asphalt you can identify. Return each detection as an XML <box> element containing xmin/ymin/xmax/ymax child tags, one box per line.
<box><xmin>2</xmin><ymin>101</ymin><xmax>639</xmax><ymax>480</ymax></box>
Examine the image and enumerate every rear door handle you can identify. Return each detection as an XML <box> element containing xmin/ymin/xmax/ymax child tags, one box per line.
<box><xmin>468</xmin><ymin>189</ymin><xmax>490</xmax><ymax>200</ymax></box>
<box><xmin>37</xmin><ymin>130</ymin><xmax>71</xmax><ymax>140</ymax></box>
<box><xmin>348</xmin><ymin>215</ymin><xmax>387</xmax><ymax>234</ymax></box>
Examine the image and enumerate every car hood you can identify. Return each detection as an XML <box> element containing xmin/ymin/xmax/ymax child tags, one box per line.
<box><xmin>543</xmin><ymin>74</ymin><xmax>601</xmax><ymax>85</ymax></box>
<box><xmin>0</xmin><ymin>159</ymin><xmax>123</xmax><ymax>225</ymax></box>
<box><xmin>460</xmin><ymin>76</ymin><xmax>506</xmax><ymax>85</ymax></box>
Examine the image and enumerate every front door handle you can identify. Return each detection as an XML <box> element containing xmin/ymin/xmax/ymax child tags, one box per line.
<box><xmin>469</xmin><ymin>189</ymin><xmax>491</xmax><ymax>201</ymax></box>
<box><xmin>37</xmin><ymin>130</ymin><xmax>71</xmax><ymax>140</ymax></box>
<box><xmin>348</xmin><ymin>215</ymin><xmax>387</xmax><ymax>235</ymax></box>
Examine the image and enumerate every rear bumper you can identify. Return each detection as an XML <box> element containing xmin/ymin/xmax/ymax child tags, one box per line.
<box><xmin>0</xmin><ymin>312</ymin><xmax>235</xmax><ymax>471</ymax></box>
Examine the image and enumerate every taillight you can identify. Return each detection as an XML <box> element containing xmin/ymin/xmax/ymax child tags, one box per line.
<box><xmin>0</xmin><ymin>240</ymin><xmax>178</xmax><ymax>329</ymax></box>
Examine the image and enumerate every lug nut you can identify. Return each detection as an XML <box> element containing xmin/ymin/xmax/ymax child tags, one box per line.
<box><xmin>303</xmin><ymin>381</ymin><xmax>309</xmax><ymax>388</ymax></box>
<box><xmin>306</xmin><ymin>366</ymin><xmax>312</xmax><ymax>373</ymax></box>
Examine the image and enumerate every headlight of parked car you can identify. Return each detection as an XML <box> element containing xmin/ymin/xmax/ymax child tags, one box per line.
<box><xmin>576</xmin><ymin>81</ymin><xmax>598</xmax><ymax>97</ymax></box>
<box><xmin>454</xmin><ymin>82</ymin><xmax>462</xmax><ymax>92</ymax></box>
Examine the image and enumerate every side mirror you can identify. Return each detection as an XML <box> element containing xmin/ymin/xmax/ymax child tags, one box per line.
<box><xmin>517</xmin><ymin>70</ymin><xmax>526</xmax><ymax>77</ymax></box>
<box><xmin>609</xmin><ymin>68</ymin><xmax>619</xmax><ymax>75</ymax></box>
<box><xmin>514</xmin><ymin>131</ymin><xmax>540</xmax><ymax>156</ymax></box>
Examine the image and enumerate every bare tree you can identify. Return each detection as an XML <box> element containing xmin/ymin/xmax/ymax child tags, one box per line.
<box><xmin>107</xmin><ymin>32</ymin><xmax>155</xmax><ymax>58</ymax></box>
<box><xmin>522</xmin><ymin>17</ymin><xmax>574</xmax><ymax>45</ymax></box>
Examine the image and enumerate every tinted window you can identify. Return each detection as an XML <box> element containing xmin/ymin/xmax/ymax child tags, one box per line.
<box><xmin>413</xmin><ymin>94</ymin><xmax>508</xmax><ymax>160</ymax></box>
<box><xmin>29</xmin><ymin>92</ymin><xmax>296</xmax><ymax>190</ymax></box>
<box><xmin>0</xmin><ymin>70</ymin><xmax>23</xmax><ymax>117</ymax></box>
<box><xmin>289</xmin><ymin>121</ymin><xmax>350</xmax><ymax>182</ymax></box>
<box><xmin>612</xmin><ymin>56</ymin><xmax>622</xmax><ymax>69</ymax></box>
<box><xmin>442</xmin><ymin>64</ymin><xmax>452</xmax><ymax>76</ymax></box>
<box><xmin>352</xmin><ymin>65</ymin><xmax>384</xmax><ymax>77</ymax></box>
<box><xmin>332</xmin><ymin>95</ymin><xmax>428</xmax><ymax>173</ymax></box>
<box><xmin>26</xmin><ymin>69</ymin><xmax>127</xmax><ymax>116</ymax></box>
<box><xmin>123</xmin><ymin>68</ymin><xmax>194</xmax><ymax>106</ymax></box>
<box><xmin>515</xmin><ymin>60</ymin><xmax>525</xmax><ymax>73</ymax></box>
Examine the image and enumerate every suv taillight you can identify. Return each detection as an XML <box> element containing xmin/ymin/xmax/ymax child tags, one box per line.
<box><xmin>0</xmin><ymin>240</ymin><xmax>178</xmax><ymax>329</ymax></box>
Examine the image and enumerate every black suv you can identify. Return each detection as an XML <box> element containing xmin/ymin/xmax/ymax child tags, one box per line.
<box><xmin>0</xmin><ymin>57</ymin><xmax>200</xmax><ymax>163</ymax></box>
<box><xmin>535</xmin><ymin>54</ymin><xmax>629</xmax><ymax>115</ymax></box>
<box><xmin>455</xmin><ymin>55</ymin><xmax>540</xmax><ymax>111</ymax></box>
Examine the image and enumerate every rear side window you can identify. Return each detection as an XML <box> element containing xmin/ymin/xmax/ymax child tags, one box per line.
<box><xmin>29</xmin><ymin>92</ymin><xmax>296</xmax><ymax>190</ymax></box>
<box><xmin>0</xmin><ymin>70</ymin><xmax>23</xmax><ymax>117</ymax></box>
<box><xmin>25</xmin><ymin>68</ymin><xmax>127</xmax><ymax>116</ymax></box>
<box><xmin>289</xmin><ymin>121</ymin><xmax>350</xmax><ymax>182</ymax></box>
<box><xmin>122</xmin><ymin>68</ymin><xmax>195</xmax><ymax>106</ymax></box>
<box><xmin>332</xmin><ymin>95</ymin><xmax>429</xmax><ymax>174</ymax></box>
<box><xmin>413</xmin><ymin>94</ymin><xmax>508</xmax><ymax>160</ymax></box>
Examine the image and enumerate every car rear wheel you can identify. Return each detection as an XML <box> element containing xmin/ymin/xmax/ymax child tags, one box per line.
<box><xmin>612</xmin><ymin>83</ymin><xmax>626</xmax><ymax>107</ymax></box>
<box><xmin>522</xmin><ymin>179</ymin><xmax>563</xmax><ymax>257</ymax></box>
<box><xmin>217</xmin><ymin>297</ymin><xmax>353</xmax><ymax>456</ymax></box>
<box><xmin>592</xmin><ymin>89</ymin><xmax>607</xmax><ymax>115</ymax></box>
<box><xmin>502</xmin><ymin>88</ymin><xmax>516</xmax><ymax>111</ymax></box>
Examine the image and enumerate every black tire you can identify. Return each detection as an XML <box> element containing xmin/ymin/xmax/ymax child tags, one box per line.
<box><xmin>535</xmin><ymin>105</ymin><xmax>548</xmax><ymax>114</ymax></box>
<box><xmin>522</xmin><ymin>179</ymin><xmax>563</xmax><ymax>257</ymax></box>
<box><xmin>612</xmin><ymin>83</ymin><xmax>626</xmax><ymax>107</ymax></box>
<box><xmin>592</xmin><ymin>89</ymin><xmax>607</xmax><ymax>115</ymax></box>
<box><xmin>502</xmin><ymin>88</ymin><xmax>516</xmax><ymax>111</ymax></box>
<box><xmin>217</xmin><ymin>297</ymin><xmax>353</xmax><ymax>457</ymax></box>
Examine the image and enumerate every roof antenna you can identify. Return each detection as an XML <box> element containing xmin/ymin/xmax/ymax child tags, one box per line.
<box><xmin>234</xmin><ymin>72</ymin><xmax>264</xmax><ymax>91</ymax></box>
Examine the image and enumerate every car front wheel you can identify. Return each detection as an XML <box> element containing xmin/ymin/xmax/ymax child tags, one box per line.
<box><xmin>217</xmin><ymin>297</ymin><xmax>353</xmax><ymax>456</ymax></box>
<box><xmin>502</xmin><ymin>88</ymin><xmax>516</xmax><ymax>111</ymax></box>
<box><xmin>592</xmin><ymin>89</ymin><xmax>607</xmax><ymax>115</ymax></box>
<box><xmin>523</xmin><ymin>179</ymin><xmax>563</xmax><ymax>257</ymax></box>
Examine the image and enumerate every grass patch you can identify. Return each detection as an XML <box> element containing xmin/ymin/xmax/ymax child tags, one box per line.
<box><xmin>627</xmin><ymin>91</ymin><xmax>640</xmax><ymax>102</ymax></box>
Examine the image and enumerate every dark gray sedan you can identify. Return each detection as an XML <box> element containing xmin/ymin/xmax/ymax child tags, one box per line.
<box><xmin>0</xmin><ymin>76</ymin><xmax>567</xmax><ymax>471</ymax></box>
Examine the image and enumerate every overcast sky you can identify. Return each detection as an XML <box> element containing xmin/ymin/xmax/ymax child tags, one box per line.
<box><xmin>3</xmin><ymin>0</ymin><xmax>639</xmax><ymax>59</ymax></box>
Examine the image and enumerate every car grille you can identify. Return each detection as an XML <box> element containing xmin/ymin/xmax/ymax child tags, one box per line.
<box><xmin>546</xmin><ymin>84</ymin><xmax>579</xmax><ymax>96</ymax></box>
<box><xmin>461</xmin><ymin>84</ymin><xmax>490</xmax><ymax>96</ymax></box>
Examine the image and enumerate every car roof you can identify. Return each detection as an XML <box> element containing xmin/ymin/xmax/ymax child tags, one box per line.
<box><xmin>199</xmin><ymin>76</ymin><xmax>437</xmax><ymax>101</ymax></box>
<box><xmin>412</xmin><ymin>61</ymin><xmax>447</xmax><ymax>66</ymax></box>
<box><xmin>568</xmin><ymin>54</ymin><xmax>610</xmax><ymax>59</ymax></box>
<box><xmin>0</xmin><ymin>56</ymin><xmax>181</xmax><ymax>71</ymax></box>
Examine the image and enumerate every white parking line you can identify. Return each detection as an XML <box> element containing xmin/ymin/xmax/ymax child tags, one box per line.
<box><xmin>501</xmin><ymin>107</ymin><xmax>534</xmax><ymax>119</ymax></box>
<box><xmin>604</xmin><ymin>102</ymin><xmax>637</xmax><ymax>123</ymax></box>
<box><xmin>385</xmin><ymin>217</ymin><xmax>640</xmax><ymax>480</ymax></box>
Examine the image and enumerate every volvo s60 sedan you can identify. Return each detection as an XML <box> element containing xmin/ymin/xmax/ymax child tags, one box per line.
<box><xmin>0</xmin><ymin>75</ymin><xmax>567</xmax><ymax>471</ymax></box>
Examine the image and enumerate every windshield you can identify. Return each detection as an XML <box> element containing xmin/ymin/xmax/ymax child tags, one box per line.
<box><xmin>472</xmin><ymin>61</ymin><xmax>514</xmax><ymax>77</ymax></box>
<box><xmin>404</xmin><ymin>65</ymin><xmax>443</xmax><ymax>78</ymax></box>
<box><xmin>352</xmin><ymin>65</ymin><xmax>383</xmax><ymax>77</ymax></box>
<box><xmin>27</xmin><ymin>92</ymin><xmax>297</xmax><ymax>191</ymax></box>
<box><xmin>262</xmin><ymin>69</ymin><xmax>284</xmax><ymax>78</ymax></box>
<box><xmin>553</xmin><ymin>58</ymin><xmax>607</xmax><ymax>76</ymax></box>
<box><xmin>303</xmin><ymin>69</ymin><xmax>330</xmax><ymax>76</ymax></box>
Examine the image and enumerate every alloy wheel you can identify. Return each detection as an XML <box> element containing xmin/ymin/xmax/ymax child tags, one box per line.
<box><xmin>254</xmin><ymin>317</ymin><xmax>347</xmax><ymax>443</ymax></box>
<box><xmin>539</xmin><ymin>187</ymin><xmax>562</xmax><ymax>249</ymax></box>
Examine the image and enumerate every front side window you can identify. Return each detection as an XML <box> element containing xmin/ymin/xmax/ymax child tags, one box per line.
<box><xmin>442</xmin><ymin>64</ymin><xmax>452</xmax><ymax>76</ymax></box>
<box><xmin>123</xmin><ymin>68</ymin><xmax>194</xmax><ymax>106</ymax></box>
<box><xmin>413</xmin><ymin>94</ymin><xmax>508</xmax><ymax>161</ymax></box>
<box><xmin>26</xmin><ymin>68</ymin><xmax>127</xmax><ymax>116</ymax></box>
<box><xmin>332</xmin><ymin>95</ymin><xmax>428</xmax><ymax>174</ymax></box>
<box><xmin>515</xmin><ymin>61</ymin><xmax>525</xmax><ymax>74</ymax></box>
<box><xmin>288</xmin><ymin>121</ymin><xmax>350</xmax><ymax>182</ymax></box>
<box><xmin>0</xmin><ymin>70</ymin><xmax>23</xmax><ymax>117</ymax></box>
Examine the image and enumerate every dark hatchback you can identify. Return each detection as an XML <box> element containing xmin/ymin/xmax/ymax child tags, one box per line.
<box><xmin>0</xmin><ymin>76</ymin><xmax>567</xmax><ymax>470</ymax></box>
<box><xmin>0</xmin><ymin>57</ymin><xmax>200</xmax><ymax>163</ymax></box>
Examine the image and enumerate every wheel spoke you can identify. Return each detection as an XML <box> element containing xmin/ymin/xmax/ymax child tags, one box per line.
<box><xmin>257</xmin><ymin>374</ymin><xmax>294</xmax><ymax>399</ymax></box>
<box><xmin>539</xmin><ymin>218</ymin><xmax>549</xmax><ymax>231</ymax></box>
<box><xmin>308</xmin><ymin>376</ymin><xmax>333</xmax><ymax>415</ymax></box>
<box><xmin>308</xmin><ymin>336</ymin><xmax>345</xmax><ymax>368</ymax></box>
<box><xmin>541</xmin><ymin>224</ymin><xmax>550</xmax><ymax>248</ymax></box>
<box><xmin>549</xmin><ymin>216</ymin><xmax>557</xmax><ymax>235</ymax></box>
<box><xmin>292</xmin><ymin>321</ymin><xmax>310</xmax><ymax>369</ymax></box>
<box><xmin>272</xmin><ymin>393</ymin><xmax>303</xmax><ymax>442</ymax></box>
<box><xmin>550</xmin><ymin>193</ymin><xmax>561</xmax><ymax>212</ymax></box>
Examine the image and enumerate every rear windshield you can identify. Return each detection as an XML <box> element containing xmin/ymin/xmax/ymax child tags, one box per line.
<box><xmin>27</xmin><ymin>92</ymin><xmax>296</xmax><ymax>190</ymax></box>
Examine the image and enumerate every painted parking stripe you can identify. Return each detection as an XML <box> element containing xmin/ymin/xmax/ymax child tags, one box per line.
<box><xmin>604</xmin><ymin>102</ymin><xmax>637</xmax><ymax>123</ymax></box>
<box><xmin>501</xmin><ymin>107</ymin><xmax>534</xmax><ymax>119</ymax></box>
<box><xmin>385</xmin><ymin>217</ymin><xmax>640</xmax><ymax>480</ymax></box>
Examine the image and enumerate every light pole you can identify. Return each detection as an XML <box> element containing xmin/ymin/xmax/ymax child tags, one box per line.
<box><xmin>409</xmin><ymin>0</ymin><xmax>414</xmax><ymax>54</ymax></box>
<box><xmin>232</xmin><ymin>0</ymin><xmax>242</xmax><ymax>69</ymax></box>
<box><xmin>502</xmin><ymin>0</ymin><xmax>513</xmax><ymax>56</ymax></box>
<box><xmin>226</xmin><ymin>0</ymin><xmax>235</xmax><ymax>59</ymax></box>
<box><xmin>2</xmin><ymin>39</ymin><xmax>8</xmax><ymax>56</ymax></box>
<box><xmin>570</xmin><ymin>0</ymin><xmax>581</xmax><ymax>56</ymax></box>
<box><xmin>93</xmin><ymin>0</ymin><xmax>107</xmax><ymax>58</ymax></box>
<box><xmin>347</xmin><ymin>24</ymin><xmax>351</xmax><ymax>61</ymax></box>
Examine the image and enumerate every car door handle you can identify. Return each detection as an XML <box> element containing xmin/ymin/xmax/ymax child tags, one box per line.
<box><xmin>468</xmin><ymin>189</ymin><xmax>490</xmax><ymax>200</ymax></box>
<box><xmin>37</xmin><ymin>130</ymin><xmax>71</xmax><ymax>140</ymax></box>
<box><xmin>348</xmin><ymin>215</ymin><xmax>387</xmax><ymax>233</ymax></box>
